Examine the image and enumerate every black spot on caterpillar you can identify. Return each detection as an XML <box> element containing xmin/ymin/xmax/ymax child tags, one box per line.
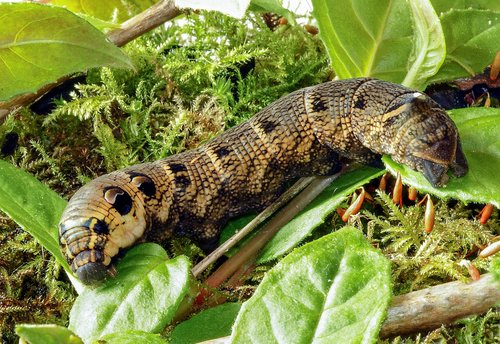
<box><xmin>312</xmin><ymin>98</ymin><xmax>328</xmax><ymax>112</ymax></box>
<box><xmin>58</xmin><ymin>78</ymin><xmax>468</xmax><ymax>285</ymax></box>
<box><xmin>260</xmin><ymin>119</ymin><xmax>279</xmax><ymax>134</ymax></box>
<box><xmin>214</xmin><ymin>146</ymin><xmax>231</xmax><ymax>158</ymax></box>
<box><xmin>354</xmin><ymin>98</ymin><xmax>365</xmax><ymax>109</ymax></box>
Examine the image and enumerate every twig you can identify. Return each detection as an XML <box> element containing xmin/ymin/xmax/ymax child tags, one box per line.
<box><xmin>380</xmin><ymin>273</ymin><xmax>500</xmax><ymax>337</ymax></box>
<box><xmin>203</xmin><ymin>173</ymin><xmax>342</xmax><ymax>289</ymax></box>
<box><xmin>197</xmin><ymin>274</ymin><xmax>500</xmax><ymax>343</ymax></box>
<box><xmin>191</xmin><ymin>177</ymin><xmax>316</xmax><ymax>278</ymax></box>
<box><xmin>107</xmin><ymin>0</ymin><xmax>181</xmax><ymax>47</ymax></box>
<box><xmin>0</xmin><ymin>0</ymin><xmax>181</xmax><ymax>121</ymax></box>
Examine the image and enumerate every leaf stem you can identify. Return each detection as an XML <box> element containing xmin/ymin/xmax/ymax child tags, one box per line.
<box><xmin>191</xmin><ymin>177</ymin><xmax>316</xmax><ymax>278</ymax></box>
<box><xmin>203</xmin><ymin>172</ymin><xmax>343</xmax><ymax>289</ymax></box>
<box><xmin>107</xmin><ymin>0</ymin><xmax>181</xmax><ymax>47</ymax></box>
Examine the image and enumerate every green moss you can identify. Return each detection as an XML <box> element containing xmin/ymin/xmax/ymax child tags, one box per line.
<box><xmin>0</xmin><ymin>214</ymin><xmax>75</xmax><ymax>343</ymax></box>
<box><xmin>0</xmin><ymin>11</ymin><xmax>328</xmax><ymax>341</ymax></box>
<box><xmin>354</xmin><ymin>191</ymin><xmax>496</xmax><ymax>293</ymax></box>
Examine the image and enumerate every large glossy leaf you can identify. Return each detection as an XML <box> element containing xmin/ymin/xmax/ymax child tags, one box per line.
<box><xmin>69</xmin><ymin>244</ymin><xmax>190</xmax><ymax>343</ymax></box>
<box><xmin>170</xmin><ymin>303</ymin><xmax>242</xmax><ymax>344</ymax></box>
<box><xmin>258</xmin><ymin>166</ymin><xmax>384</xmax><ymax>263</ymax></box>
<box><xmin>16</xmin><ymin>324</ymin><xmax>83</xmax><ymax>344</ymax></box>
<box><xmin>231</xmin><ymin>227</ymin><xmax>392</xmax><ymax>343</ymax></box>
<box><xmin>430</xmin><ymin>0</ymin><xmax>500</xmax><ymax>15</ymax></box>
<box><xmin>0</xmin><ymin>2</ymin><xmax>132</xmax><ymax>102</ymax></box>
<box><xmin>99</xmin><ymin>330</ymin><xmax>167</xmax><ymax>344</ymax></box>
<box><xmin>427</xmin><ymin>9</ymin><xmax>500</xmax><ymax>84</ymax></box>
<box><xmin>311</xmin><ymin>0</ymin><xmax>445</xmax><ymax>88</ymax></box>
<box><xmin>383</xmin><ymin>108</ymin><xmax>500</xmax><ymax>207</ymax></box>
<box><xmin>402</xmin><ymin>0</ymin><xmax>445</xmax><ymax>89</ymax></box>
<box><xmin>49</xmin><ymin>0</ymin><xmax>158</xmax><ymax>23</ymax></box>
<box><xmin>49</xmin><ymin>0</ymin><xmax>130</xmax><ymax>23</ymax></box>
<box><xmin>0</xmin><ymin>160</ymin><xmax>68</xmax><ymax>269</ymax></box>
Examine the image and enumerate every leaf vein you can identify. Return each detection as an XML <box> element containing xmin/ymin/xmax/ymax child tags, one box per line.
<box><xmin>364</xmin><ymin>0</ymin><xmax>393</xmax><ymax>75</ymax></box>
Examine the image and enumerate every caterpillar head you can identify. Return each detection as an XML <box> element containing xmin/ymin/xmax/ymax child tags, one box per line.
<box><xmin>59</xmin><ymin>170</ymin><xmax>156</xmax><ymax>285</ymax></box>
<box><xmin>378</xmin><ymin>92</ymin><xmax>468</xmax><ymax>187</ymax></box>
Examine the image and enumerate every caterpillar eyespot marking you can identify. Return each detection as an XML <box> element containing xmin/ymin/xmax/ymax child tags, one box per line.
<box><xmin>129</xmin><ymin>173</ymin><xmax>156</xmax><ymax>197</ymax></box>
<box><xmin>59</xmin><ymin>78</ymin><xmax>468</xmax><ymax>285</ymax></box>
<box><xmin>104</xmin><ymin>187</ymin><xmax>133</xmax><ymax>215</ymax></box>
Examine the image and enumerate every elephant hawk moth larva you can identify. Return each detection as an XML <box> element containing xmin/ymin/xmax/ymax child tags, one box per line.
<box><xmin>58</xmin><ymin>78</ymin><xmax>468</xmax><ymax>285</ymax></box>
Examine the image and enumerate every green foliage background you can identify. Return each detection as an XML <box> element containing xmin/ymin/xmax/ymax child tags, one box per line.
<box><xmin>0</xmin><ymin>12</ymin><xmax>330</xmax><ymax>342</ymax></box>
<box><xmin>0</xmin><ymin>6</ymin><xmax>499</xmax><ymax>344</ymax></box>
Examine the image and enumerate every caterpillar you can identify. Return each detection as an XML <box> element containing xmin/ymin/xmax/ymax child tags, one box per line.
<box><xmin>58</xmin><ymin>78</ymin><xmax>468</xmax><ymax>285</ymax></box>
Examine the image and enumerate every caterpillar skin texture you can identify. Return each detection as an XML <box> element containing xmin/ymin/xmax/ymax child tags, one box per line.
<box><xmin>59</xmin><ymin>78</ymin><xmax>468</xmax><ymax>285</ymax></box>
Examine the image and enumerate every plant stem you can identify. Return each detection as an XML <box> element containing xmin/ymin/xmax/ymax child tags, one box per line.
<box><xmin>191</xmin><ymin>177</ymin><xmax>316</xmax><ymax>278</ymax></box>
<box><xmin>107</xmin><ymin>0</ymin><xmax>181</xmax><ymax>47</ymax></box>
<box><xmin>380</xmin><ymin>273</ymin><xmax>500</xmax><ymax>337</ymax></box>
<box><xmin>203</xmin><ymin>173</ymin><xmax>342</xmax><ymax>289</ymax></box>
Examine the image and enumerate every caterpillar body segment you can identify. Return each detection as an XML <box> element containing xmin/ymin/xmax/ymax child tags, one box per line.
<box><xmin>58</xmin><ymin>78</ymin><xmax>468</xmax><ymax>284</ymax></box>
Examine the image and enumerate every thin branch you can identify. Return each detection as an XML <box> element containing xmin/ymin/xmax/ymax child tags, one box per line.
<box><xmin>197</xmin><ymin>274</ymin><xmax>500</xmax><ymax>343</ymax></box>
<box><xmin>0</xmin><ymin>0</ymin><xmax>181</xmax><ymax>121</ymax></box>
<box><xmin>203</xmin><ymin>173</ymin><xmax>342</xmax><ymax>289</ymax></box>
<box><xmin>380</xmin><ymin>273</ymin><xmax>500</xmax><ymax>337</ymax></box>
<box><xmin>107</xmin><ymin>0</ymin><xmax>181</xmax><ymax>47</ymax></box>
<box><xmin>191</xmin><ymin>177</ymin><xmax>316</xmax><ymax>278</ymax></box>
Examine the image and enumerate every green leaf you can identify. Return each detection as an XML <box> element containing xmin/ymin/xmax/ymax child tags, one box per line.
<box><xmin>312</xmin><ymin>0</ymin><xmax>407</xmax><ymax>80</ymax></box>
<box><xmin>428</xmin><ymin>9</ymin><xmax>500</xmax><ymax>83</ymax></box>
<box><xmin>49</xmin><ymin>0</ymin><xmax>132</xmax><ymax>23</ymax></box>
<box><xmin>69</xmin><ymin>244</ymin><xmax>190</xmax><ymax>344</ymax></box>
<box><xmin>98</xmin><ymin>330</ymin><xmax>167</xmax><ymax>344</ymax></box>
<box><xmin>0</xmin><ymin>2</ymin><xmax>132</xmax><ymax>102</ymax></box>
<box><xmin>231</xmin><ymin>227</ymin><xmax>392</xmax><ymax>343</ymax></box>
<box><xmin>218</xmin><ymin>214</ymin><xmax>255</xmax><ymax>246</ymax></box>
<box><xmin>471</xmin><ymin>0</ymin><xmax>500</xmax><ymax>11</ymax></box>
<box><xmin>312</xmin><ymin>0</ymin><xmax>445</xmax><ymax>87</ymax></box>
<box><xmin>49</xmin><ymin>0</ymin><xmax>158</xmax><ymax>24</ymax></box>
<box><xmin>0</xmin><ymin>160</ymin><xmax>68</xmax><ymax>270</ymax></box>
<box><xmin>170</xmin><ymin>303</ymin><xmax>242</xmax><ymax>344</ymax></box>
<box><xmin>402</xmin><ymin>0</ymin><xmax>445</xmax><ymax>89</ymax></box>
<box><xmin>16</xmin><ymin>324</ymin><xmax>83</xmax><ymax>344</ymax></box>
<box><xmin>258</xmin><ymin>166</ymin><xmax>384</xmax><ymax>263</ymax></box>
<box><xmin>77</xmin><ymin>13</ymin><xmax>122</xmax><ymax>31</ymax></box>
<box><xmin>383</xmin><ymin>107</ymin><xmax>500</xmax><ymax>207</ymax></box>
<box><xmin>430</xmin><ymin>0</ymin><xmax>500</xmax><ymax>15</ymax></box>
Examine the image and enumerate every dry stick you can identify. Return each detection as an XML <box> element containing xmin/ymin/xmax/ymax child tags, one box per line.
<box><xmin>380</xmin><ymin>273</ymin><xmax>500</xmax><ymax>338</ymax></box>
<box><xmin>107</xmin><ymin>0</ymin><xmax>181</xmax><ymax>47</ymax></box>
<box><xmin>0</xmin><ymin>0</ymin><xmax>181</xmax><ymax>121</ymax></box>
<box><xmin>191</xmin><ymin>177</ymin><xmax>316</xmax><ymax>278</ymax></box>
<box><xmin>197</xmin><ymin>273</ymin><xmax>500</xmax><ymax>343</ymax></box>
<box><xmin>203</xmin><ymin>173</ymin><xmax>342</xmax><ymax>289</ymax></box>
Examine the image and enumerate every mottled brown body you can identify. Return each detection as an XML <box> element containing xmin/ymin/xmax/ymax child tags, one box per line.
<box><xmin>59</xmin><ymin>78</ymin><xmax>468</xmax><ymax>284</ymax></box>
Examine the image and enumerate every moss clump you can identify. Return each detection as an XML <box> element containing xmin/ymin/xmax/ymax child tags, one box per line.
<box><xmin>0</xmin><ymin>11</ymin><xmax>328</xmax><ymax>341</ymax></box>
<box><xmin>0</xmin><ymin>215</ymin><xmax>75</xmax><ymax>343</ymax></box>
<box><xmin>359</xmin><ymin>191</ymin><xmax>495</xmax><ymax>294</ymax></box>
